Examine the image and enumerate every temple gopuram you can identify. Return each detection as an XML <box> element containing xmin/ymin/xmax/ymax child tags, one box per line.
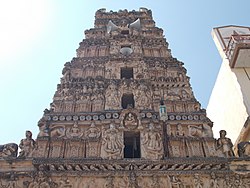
<box><xmin>0</xmin><ymin>8</ymin><xmax>249</xmax><ymax>188</ymax></box>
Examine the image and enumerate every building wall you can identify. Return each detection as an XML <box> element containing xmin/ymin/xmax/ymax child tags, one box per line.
<box><xmin>207</xmin><ymin>58</ymin><xmax>249</xmax><ymax>144</ymax></box>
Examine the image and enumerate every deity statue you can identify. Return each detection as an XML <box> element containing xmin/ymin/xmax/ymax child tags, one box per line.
<box><xmin>91</xmin><ymin>93</ymin><xmax>104</xmax><ymax>112</ymax></box>
<box><xmin>85</xmin><ymin>123</ymin><xmax>101</xmax><ymax>139</ymax></box>
<box><xmin>101</xmin><ymin>124</ymin><xmax>124</xmax><ymax>159</ymax></box>
<box><xmin>141</xmin><ymin>123</ymin><xmax>163</xmax><ymax>160</ymax></box>
<box><xmin>19</xmin><ymin>131</ymin><xmax>36</xmax><ymax>158</ymax></box>
<box><xmin>216</xmin><ymin>130</ymin><xmax>234</xmax><ymax>157</ymax></box>
<box><xmin>66</xmin><ymin>122</ymin><xmax>83</xmax><ymax>138</ymax></box>
<box><xmin>105</xmin><ymin>83</ymin><xmax>120</xmax><ymax>110</ymax></box>
<box><xmin>124</xmin><ymin>113</ymin><xmax>138</xmax><ymax>129</ymax></box>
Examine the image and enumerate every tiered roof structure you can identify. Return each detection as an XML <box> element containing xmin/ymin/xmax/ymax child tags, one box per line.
<box><xmin>0</xmin><ymin>8</ymin><xmax>249</xmax><ymax>188</ymax></box>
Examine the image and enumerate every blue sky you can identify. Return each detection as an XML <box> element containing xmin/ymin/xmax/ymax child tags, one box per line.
<box><xmin>1</xmin><ymin>0</ymin><xmax>250</xmax><ymax>144</ymax></box>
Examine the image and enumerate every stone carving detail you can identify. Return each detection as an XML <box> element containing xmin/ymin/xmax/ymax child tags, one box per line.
<box><xmin>91</xmin><ymin>93</ymin><xmax>104</xmax><ymax>111</ymax></box>
<box><xmin>19</xmin><ymin>131</ymin><xmax>36</xmax><ymax>158</ymax></box>
<box><xmin>105</xmin><ymin>82</ymin><xmax>120</xmax><ymax>110</ymax></box>
<box><xmin>210</xmin><ymin>172</ymin><xmax>220</xmax><ymax>188</ymax></box>
<box><xmin>57</xmin><ymin>175</ymin><xmax>72</xmax><ymax>188</ymax></box>
<box><xmin>123</xmin><ymin>113</ymin><xmax>139</xmax><ymax>130</ymax></box>
<box><xmin>134</xmin><ymin>83</ymin><xmax>151</xmax><ymax>109</ymax></box>
<box><xmin>1</xmin><ymin>8</ymin><xmax>250</xmax><ymax>188</ymax></box>
<box><xmin>104</xmin><ymin>176</ymin><xmax>114</xmax><ymax>188</ymax></box>
<box><xmin>238</xmin><ymin>141</ymin><xmax>250</xmax><ymax>157</ymax></box>
<box><xmin>188</xmin><ymin>124</ymin><xmax>213</xmax><ymax>138</ymax></box>
<box><xmin>128</xmin><ymin>172</ymin><xmax>139</xmax><ymax>188</ymax></box>
<box><xmin>169</xmin><ymin>176</ymin><xmax>183</xmax><ymax>188</ymax></box>
<box><xmin>85</xmin><ymin>123</ymin><xmax>101</xmax><ymax>139</ymax></box>
<box><xmin>141</xmin><ymin>123</ymin><xmax>163</xmax><ymax>160</ymax></box>
<box><xmin>66</xmin><ymin>122</ymin><xmax>83</xmax><ymax>138</ymax></box>
<box><xmin>24</xmin><ymin>171</ymin><xmax>57</xmax><ymax>188</ymax></box>
<box><xmin>37</xmin><ymin>118</ymin><xmax>49</xmax><ymax>137</ymax></box>
<box><xmin>0</xmin><ymin>173</ymin><xmax>21</xmax><ymax>188</ymax></box>
<box><xmin>193</xmin><ymin>174</ymin><xmax>203</xmax><ymax>188</ymax></box>
<box><xmin>50</xmin><ymin>125</ymin><xmax>66</xmax><ymax>138</ymax></box>
<box><xmin>0</xmin><ymin>143</ymin><xmax>18</xmax><ymax>158</ymax></box>
<box><xmin>216</xmin><ymin>130</ymin><xmax>234</xmax><ymax>157</ymax></box>
<box><xmin>101</xmin><ymin>124</ymin><xmax>124</xmax><ymax>159</ymax></box>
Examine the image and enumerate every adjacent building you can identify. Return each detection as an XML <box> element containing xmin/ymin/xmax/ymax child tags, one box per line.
<box><xmin>207</xmin><ymin>25</ymin><xmax>250</xmax><ymax>151</ymax></box>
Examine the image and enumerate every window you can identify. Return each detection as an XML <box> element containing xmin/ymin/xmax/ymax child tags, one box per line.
<box><xmin>124</xmin><ymin>131</ymin><xmax>140</xmax><ymax>158</ymax></box>
<box><xmin>122</xmin><ymin>94</ymin><xmax>134</xmax><ymax>109</ymax></box>
<box><xmin>121</xmin><ymin>67</ymin><xmax>133</xmax><ymax>79</ymax></box>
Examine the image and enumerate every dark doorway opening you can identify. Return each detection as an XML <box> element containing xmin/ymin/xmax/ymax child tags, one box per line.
<box><xmin>121</xmin><ymin>30</ymin><xmax>129</xmax><ymax>35</ymax></box>
<box><xmin>124</xmin><ymin>131</ymin><xmax>140</xmax><ymax>158</ymax></box>
<box><xmin>122</xmin><ymin>94</ymin><xmax>134</xmax><ymax>109</ymax></box>
<box><xmin>121</xmin><ymin>67</ymin><xmax>133</xmax><ymax>79</ymax></box>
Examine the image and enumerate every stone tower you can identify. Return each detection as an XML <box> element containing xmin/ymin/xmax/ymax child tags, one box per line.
<box><xmin>0</xmin><ymin>8</ymin><xmax>249</xmax><ymax>188</ymax></box>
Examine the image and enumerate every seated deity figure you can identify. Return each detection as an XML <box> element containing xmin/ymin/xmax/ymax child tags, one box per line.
<box><xmin>216</xmin><ymin>130</ymin><xmax>234</xmax><ymax>157</ymax></box>
<box><xmin>141</xmin><ymin>123</ymin><xmax>163</xmax><ymax>160</ymax></box>
<box><xmin>19</xmin><ymin>131</ymin><xmax>36</xmax><ymax>157</ymax></box>
<box><xmin>101</xmin><ymin>124</ymin><xmax>124</xmax><ymax>159</ymax></box>
<box><xmin>85</xmin><ymin>123</ymin><xmax>101</xmax><ymax>139</ymax></box>
<box><xmin>66</xmin><ymin>122</ymin><xmax>83</xmax><ymax>138</ymax></box>
<box><xmin>124</xmin><ymin>113</ymin><xmax>138</xmax><ymax>129</ymax></box>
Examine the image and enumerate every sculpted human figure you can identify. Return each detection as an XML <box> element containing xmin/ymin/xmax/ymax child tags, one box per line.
<box><xmin>66</xmin><ymin>122</ymin><xmax>83</xmax><ymax>138</ymax></box>
<box><xmin>91</xmin><ymin>93</ymin><xmax>104</xmax><ymax>111</ymax></box>
<box><xmin>105</xmin><ymin>83</ymin><xmax>120</xmax><ymax>110</ymax></box>
<box><xmin>124</xmin><ymin>113</ymin><xmax>138</xmax><ymax>129</ymax></box>
<box><xmin>141</xmin><ymin>123</ymin><xmax>163</xmax><ymax>160</ymax></box>
<box><xmin>85</xmin><ymin>123</ymin><xmax>101</xmax><ymax>139</ymax></box>
<box><xmin>101</xmin><ymin>123</ymin><xmax>124</xmax><ymax>159</ymax></box>
<box><xmin>193</xmin><ymin>174</ymin><xmax>203</xmax><ymax>188</ymax></box>
<box><xmin>19</xmin><ymin>131</ymin><xmax>36</xmax><ymax>157</ymax></box>
<box><xmin>216</xmin><ymin>130</ymin><xmax>234</xmax><ymax>157</ymax></box>
<box><xmin>170</xmin><ymin>176</ymin><xmax>183</xmax><ymax>188</ymax></box>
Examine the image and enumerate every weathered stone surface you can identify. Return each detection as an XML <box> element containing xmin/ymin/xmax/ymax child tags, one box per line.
<box><xmin>0</xmin><ymin>7</ymin><xmax>249</xmax><ymax>187</ymax></box>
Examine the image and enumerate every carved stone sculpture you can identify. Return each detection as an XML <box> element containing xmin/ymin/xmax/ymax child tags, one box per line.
<box><xmin>66</xmin><ymin>122</ymin><xmax>83</xmax><ymax>138</ymax></box>
<box><xmin>193</xmin><ymin>174</ymin><xmax>203</xmax><ymax>188</ymax></box>
<box><xmin>105</xmin><ymin>83</ymin><xmax>120</xmax><ymax>110</ymax></box>
<box><xmin>19</xmin><ymin>131</ymin><xmax>36</xmax><ymax>158</ymax></box>
<box><xmin>216</xmin><ymin>130</ymin><xmax>234</xmax><ymax>157</ymax></box>
<box><xmin>24</xmin><ymin>171</ymin><xmax>57</xmax><ymax>188</ymax></box>
<box><xmin>141</xmin><ymin>123</ymin><xmax>163</xmax><ymax>160</ymax></box>
<box><xmin>101</xmin><ymin>124</ymin><xmax>124</xmax><ymax>159</ymax></box>
<box><xmin>238</xmin><ymin>141</ymin><xmax>250</xmax><ymax>157</ymax></box>
<box><xmin>169</xmin><ymin>176</ymin><xmax>183</xmax><ymax>188</ymax></box>
<box><xmin>210</xmin><ymin>172</ymin><xmax>220</xmax><ymax>188</ymax></box>
<box><xmin>0</xmin><ymin>143</ymin><xmax>18</xmax><ymax>158</ymax></box>
<box><xmin>37</xmin><ymin>118</ymin><xmax>49</xmax><ymax>137</ymax></box>
<box><xmin>85</xmin><ymin>123</ymin><xmax>101</xmax><ymax>139</ymax></box>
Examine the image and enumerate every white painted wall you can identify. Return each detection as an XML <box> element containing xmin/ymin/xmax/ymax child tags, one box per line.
<box><xmin>207</xmin><ymin>58</ymin><xmax>249</xmax><ymax>144</ymax></box>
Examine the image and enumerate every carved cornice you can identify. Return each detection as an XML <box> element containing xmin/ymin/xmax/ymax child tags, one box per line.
<box><xmin>32</xmin><ymin>158</ymin><xmax>231</xmax><ymax>175</ymax></box>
